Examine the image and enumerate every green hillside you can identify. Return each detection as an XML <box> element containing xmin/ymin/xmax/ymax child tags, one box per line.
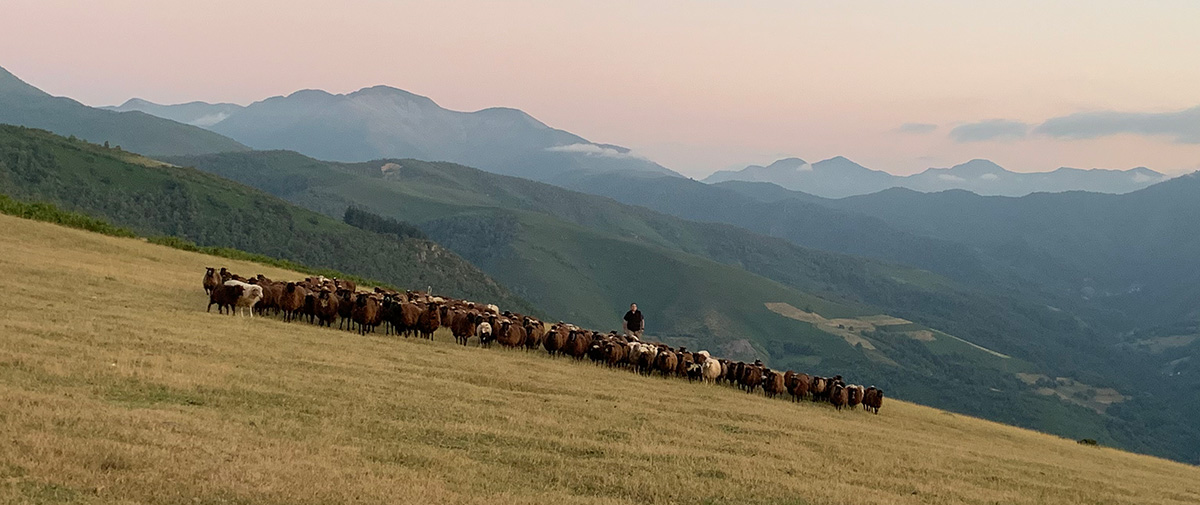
<box><xmin>0</xmin><ymin>125</ymin><xmax>531</xmax><ymax>312</ymax></box>
<box><xmin>0</xmin><ymin>66</ymin><xmax>248</xmax><ymax>156</ymax></box>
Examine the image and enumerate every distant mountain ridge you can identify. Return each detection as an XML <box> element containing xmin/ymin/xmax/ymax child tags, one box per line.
<box><xmin>0</xmin><ymin>66</ymin><xmax>249</xmax><ymax>156</ymax></box>
<box><xmin>109</xmin><ymin>87</ymin><xmax>681</xmax><ymax>183</ymax></box>
<box><xmin>705</xmin><ymin>156</ymin><xmax>1169</xmax><ymax>198</ymax></box>
<box><xmin>103</xmin><ymin>98</ymin><xmax>244</xmax><ymax>127</ymax></box>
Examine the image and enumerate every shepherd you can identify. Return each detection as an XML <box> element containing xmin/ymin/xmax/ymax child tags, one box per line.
<box><xmin>623</xmin><ymin>303</ymin><xmax>645</xmax><ymax>340</ymax></box>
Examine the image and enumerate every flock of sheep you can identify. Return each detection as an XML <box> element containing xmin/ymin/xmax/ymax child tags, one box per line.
<box><xmin>204</xmin><ymin>267</ymin><xmax>885</xmax><ymax>413</ymax></box>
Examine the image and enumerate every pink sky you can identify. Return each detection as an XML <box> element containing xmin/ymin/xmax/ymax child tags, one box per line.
<box><xmin>3</xmin><ymin>0</ymin><xmax>1199</xmax><ymax>177</ymax></box>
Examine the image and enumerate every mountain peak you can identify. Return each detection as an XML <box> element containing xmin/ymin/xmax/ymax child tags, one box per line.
<box><xmin>950</xmin><ymin>159</ymin><xmax>1007</xmax><ymax>175</ymax></box>
<box><xmin>348</xmin><ymin>85</ymin><xmax>440</xmax><ymax>108</ymax></box>
<box><xmin>0</xmin><ymin>65</ymin><xmax>50</xmax><ymax>98</ymax></box>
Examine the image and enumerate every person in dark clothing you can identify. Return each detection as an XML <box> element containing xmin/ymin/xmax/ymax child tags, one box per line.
<box><xmin>623</xmin><ymin>303</ymin><xmax>644</xmax><ymax>340</ymax></box>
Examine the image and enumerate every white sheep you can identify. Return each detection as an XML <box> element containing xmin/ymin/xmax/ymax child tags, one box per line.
<box><xmin>700</xmin><ymin>358</ymin><xmax>723</xmax><ymax>383</ymax></box>
<box><xmin>223</xmin><ymin>280</ymin><xmax>263</xmax><ymax>317</ymax></box>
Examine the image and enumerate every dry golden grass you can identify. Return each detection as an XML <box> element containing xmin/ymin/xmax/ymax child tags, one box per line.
<box><xmin>1</xmin><ymin>213</ymin><xmax>1198</xmax><ymax>505</ymax></box>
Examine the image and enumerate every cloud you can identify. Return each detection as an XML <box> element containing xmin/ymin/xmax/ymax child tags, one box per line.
<box><xmin>938</xmin><ymin>174</ymin><xmax>965</xmax><ymax>182</ymax></box>
<box><xmin>895</xmin><ymin>122</ymin><xmax>938</xmax><ymax>134</ymax></box>
<box><xmin>980</xmin><ymin>173</ymin><xmax>999</xmax><ymax>181</ymax></box>
<box><xmin>949</xmin><ymin>119</ymin><xmax>1030</xmax><ymax>142</ymax></box>
<box><xmin>545</xmin><ymin>143</ymin><xmax>639</xmax><ymax>158</ymax></box>
<box><xmin>796</xmin><ymin>163</ymin><xmax>814</xmax><ymax>172</ymax></box>
<box><xmin>190</xmin><ymin>112</ymin><xmax>231</xmax><ymax>127</ymax></box>
<box><xmin>1034</xmin><ymin>106</ymin><xmax>1200</xmax><ymax>144</ymax></box>
<box><xmin>1131</xmin><ymin>172</ymin><xmax>1160</xmax><ymax>183</ymax></box>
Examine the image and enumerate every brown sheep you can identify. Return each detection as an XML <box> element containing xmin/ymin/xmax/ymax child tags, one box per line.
<box><xmin>496</xmin><ymin>319</ymin><xmax>527</xmax><ymax>348</ymax></box>
<box><xmin>676</xmin><ymin>350</ymin><xmax>694</xmax><ymax>377</ymax></box>
<box><xmin>762</xmin><ymin>370</ymin><xmax>786</xmax><ymax>398</ymax></box>
<box><xmin>563</xmin><ymin>329</ymin><xmax>591</xmax><ymax>359</ymax></box>
<box><xmin>314</xmin><ymin>289</ymin><xmax>340</xmax><ymax>327</ymax></box>
<box><xmin>523</xmin><ymin>318</ymin><xmax>546</xmax><ymax>351</ymax></box>
<box><xmin>810</xmin><ymin>376</ymin><xmax>829</xmax><ymax>402</ymax></box>
<box><xmin>543</xmin><ymin>323</ymin><xmax>569</xmax><ymax>356</ymax></box>
<box><xmin>416</xmin><ymin>303</ymin><xmax>441</xmax><ymax>340</ymax></box>
<box><xmin>396</xmin><ymin>301</ymin><xmax>421</xmax><ymax>337</ymax></box>
<box><xmin>351</xmin><ymin>293</ymin><xmax>382</xmax><ymax>335</ymax></box>
<box><xmin>450</xmin><ymin>310</ymin><xmax>477</xmax><ymax>345</ymax></box>
<box><xmin>847</xmin><ymin>385</ymin><xmax>865</xmax><ymax>410</ymax></box>
<box><xmin>739</xmin><ymin>362</ymin><xmax>764</xmax><ymax>393</ymax></box>
<box><xmin>206</xmin><ymin>283</ymin><xmax>243</xmax><ymax>315</ymax></box>
<box><xmin>863</xmin><ymin>387</ymin><xmax>884</xmax><ymax>414</ymax></box>
<box><xmin>257</xmin><ymin>281</ymin><xmax>283</xmax><ymax>317</ymax></box>
<box><xmin>279</xmin><ymin>282</ymin><xmax>308</xmax><ymax>323</ymax></box>
<box><xmin>336</xmin><ymin>289</ymin><xmax>355</xmax><ymax>330</ymax></box>
<box><xmin>202</xmin><ymin>267</ymin><xmax>221</xmax><ymax>295</ymax></box>
<box><xmin>654</xmin><ymin>349</ymin><xmax>678</xmax><ymax>377</ymax></box>
<box><xmin>829</xmin><ymin>383</ymin><xmax>850</xmax><ymax>411</ymax></box>
<box><xmin>219</xmin><ymin>267</ymin><xmax>233</xmax><ymax>283</ymax></box>
<box><xmin>603</xmin><ymin>340</ymin><xmax>628</xmax><ymax>367</ymax></box>
<box><xmin>334</xmin><ymin>278</ymin><xmax>356</xmax><ymax>294</ymax></box>
<box><xmin>788</xmin><ymin>372</ymin><xmax>812</xmax><ymax>402</ymax></box>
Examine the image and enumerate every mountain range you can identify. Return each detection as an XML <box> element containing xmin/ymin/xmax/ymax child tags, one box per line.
<box><xmin>0</xmin><ymin>67</ymin><xmax>248</xmax><ymax>156</ymax></box>
<box><xmin>105</xmin><ymin>87</ymin><xmax>679</xmax><ymax>184</ymax></box>
<box><xmin>704</xmin><ymin>157</ymin><xmax>1169</xmax><ymax>198</ymax></box>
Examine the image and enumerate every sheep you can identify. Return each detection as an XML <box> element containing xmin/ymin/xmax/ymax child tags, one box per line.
<box><xmin>351</xmin><ymin>293</ymin><xmax>382</xmax><ymax>335</ymax></box>
<box><xmin>739</xmin><ymin>361</ymin><xmax>764</xmax><ymax>393</ymax></box>
<box><xmin>603</xmin><ymin>339</ymin><xmax>628</xmax><ymax>367</ymax></box>
<box><xmin>450</xmin><ymin>310</ymin><xmax>478</xmax><ymax>345</ymax></box>
<box><xmin>829</xmin><ymin>383</ymin><xmax>849</xmax><ymax>411</ymax></box>
<box><xmin>700</xmin><ymin>358</ymin><xmax>723</xmax><ymax>384</ymax></box>
<box><xmin>477</xmin><ymin>320</ymin><xmax>495</xmax><ymax>347</ymax></box>
<box><xmin>788</xmin><ymin>372</ymin><xmax>812</xmax><ymax>402</ymax></box>
<box><xmin>218</xmin><ymin>267</ymin><xmax>233</xmax><ymax>283</ymax></box>
<box><xmin>336</xmin><ymin>289</ymin><xmax>355</xmax><ymax>330</ymax></box>
<box><xmin>202</xmin><ymin>267</ymin><xmax>221</xmax><ymax>295</ymax></box>
<box><xmin>523</xmin><ymin>317</ymin><xmax>546</xmax><ymax>351</ymax></box>
<box><xmin>563</xmin><ymin>329</ymin><xmax>591</xmax><ymax>359</ymax></box>
<box><xmin>416</xmin><ymin>303</ymin><xmax>441</xmax><ymax>339</ymax></box>
<box><xmin>496</xmin><ymin>319</ymin><xmax>527</xmax><ymax>348</ymax></box>
<box><xmin>543</xmin><ymin>323</ymin><xmax>569</xmax><ymax>356</ymax></box>
<box><xmin>314</xmin><ymin>289</ymin><xmax>340</xmax><ymax>327</ymax></box>
<box><xmin>810</xmin><ymin>376</ymin><xmax>829</xmax><ymax>402</ymax></box>
<box><xmin>398</xmin><ymin>302</ymin><xmax>422</xmax><ymax>337</ymax></box>
<box><xmin>676</xmin><ymin>350</ymin><xmax>694</xmax><ymax>378</ymax></box>
<box><xmin>221</xmin><ymin>280</ymin><xmax>263</xmax><ymax>317</ymax></box>
<box><xmin>279</xmin><ymin>282</ymin><xmax>308</xmax><ymax>323</ymax></box>
<box><xmin>863</xmin><ymin>387</ymin><xmax>884</xmax><ymax>414</ymax></box>
<box><xmin>207</xmin><ymin>283</ymin><xmax>243</xmax><ymax>315</ymax></box>
<box><xmin>847</xmin><ymin>385</ymin><xmax>865</xmax><ymax>410</ymax></box>
<box><xmin>762</xmin><ymin>369</ymin><xmax>786</xmax><ymax>398</ymax></box>
<box><xmin>653</xmin><ymin>348</ymin><xmax>678</xmax><ymax>377</ymax></box>
<box><xmin>334</xmin><ymin>278</ymin><xmax>356</xmax><ymax>293</ymax></box>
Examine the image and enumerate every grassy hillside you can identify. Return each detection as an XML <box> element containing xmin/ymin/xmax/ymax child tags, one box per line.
<box><xmin>0</xmin><ymin>125</ymin><xmax>532</xmax><ymax>312</ymax></box>
<box><xmin>0</xmin><ymin>66</ymin><xmax>248</xmax><ymax>156</ymax></box>
<box><xmin>2</xmin><ymin>214</ymin><xmax>1198</xmax><ymax>504</ymax></box>
<box><xmin>163</xmin><ymin>150</ymin><xmax>1182</xmax><ymax>461</ymax></box>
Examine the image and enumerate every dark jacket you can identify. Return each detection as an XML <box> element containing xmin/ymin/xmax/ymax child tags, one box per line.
<box><xmin>624</xmin><ymin>310</ymin><xmax>644</xmax><ymax>331</ymax></box>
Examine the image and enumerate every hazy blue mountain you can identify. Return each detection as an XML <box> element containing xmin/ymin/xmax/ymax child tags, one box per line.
<box><xmin>705</xmin><ymin>156</ymin><xmax>897</xmax><ymax>198</ymax></box>
<box><xmin>705</xmin><ymin>156</ymin><xmax>1169</xmax><ymax>198</ymax></box>
<box><xmin>0</xmin><ymin>66</ymin><xmax>248</xmax><ymax>156</ymax></box>
<box><xmin>103</xmin><ymin>98</ymin><xmax>244</xmax><ymax>127</ymax></box>
<box><xmin>116</xmin><ymin>85</ymin><xmax>680</xmax><ymax>183</ymax></box>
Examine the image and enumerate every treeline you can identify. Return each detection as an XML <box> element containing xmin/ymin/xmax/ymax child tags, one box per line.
<box><xmin>0</xmin><ymin>193</ymin><xmax>383</xmax><ymax>289</ymax></box>
<box><xmin>343</xmin><ymin>205</ymin><xmax>427</xmax><ymax>240</ymax></box>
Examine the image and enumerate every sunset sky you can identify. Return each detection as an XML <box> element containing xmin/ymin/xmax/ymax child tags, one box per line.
<box><xmin>3</xmin><ymin>0</ymin><xmax>1199</xmax><ymax>177</ymax></box>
